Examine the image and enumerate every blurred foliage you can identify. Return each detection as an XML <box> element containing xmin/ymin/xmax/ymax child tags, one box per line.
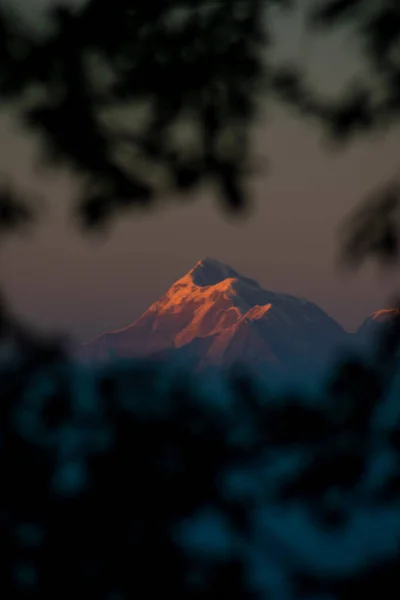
<box><xmin>0</xmin><ymin>1</ymin><xmax>399</xmax><ymax>264</ymax></box>
<box><xmin>0</xmin><ymin>0</ymin><xmax>296</xmax><ymax>230</ymax></box>
<box><xmin>272</xmin><ymin>0</ymin><xmax>400</xmax><ymax>268</ymax></box>
<box><xmin>2</xmin><ymin>312</ymin><xmax>400</xmax><ymax>598</ymax></box>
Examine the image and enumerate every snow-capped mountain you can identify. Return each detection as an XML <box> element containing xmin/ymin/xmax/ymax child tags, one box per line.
<box><xmin>78</xmin><ymin>258</ymin><xmax>348</xmax><ymax>374</ymax></box>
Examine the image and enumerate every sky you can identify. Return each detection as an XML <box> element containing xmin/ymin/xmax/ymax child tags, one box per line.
<box><xmin>1</xmin><ymin>2</ymin><xmax>400</xmax><ymax>343</ymax></box>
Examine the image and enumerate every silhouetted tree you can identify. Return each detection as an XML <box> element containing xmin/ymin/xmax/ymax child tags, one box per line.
<box><xmin>272</xmin><ymin>0</ymin><xmax>400</xmax><ymax>268</ymax></box>
<box><xmin>2</xmin><ymin>1</ymin><xmax>400</xmax><ymax>266</ymax></box>
<box><xmin>0</xmin><ymin>0</ymin><xmax>296</xmax><ymax>230</ymax></box>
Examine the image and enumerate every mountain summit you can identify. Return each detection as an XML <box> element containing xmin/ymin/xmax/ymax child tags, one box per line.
<box><xmin>187</xmin><ymin>258</ymin><xmax>259</xmax><ymax>287</ymax></box>
<box><xmin>79</xmin><ymin>259</ymin><xmax>347</xmax><ymax>373</ymax></box>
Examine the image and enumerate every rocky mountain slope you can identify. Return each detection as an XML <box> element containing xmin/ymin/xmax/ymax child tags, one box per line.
<box><xmin>357</xmin><ymin>308</ymin><xmax>400</xmax><ymax>340</ymax></box>
<box><xmin>78</xmin><ymin>258</ymin><xmax>349</xmax><ymax>374</ymax></box>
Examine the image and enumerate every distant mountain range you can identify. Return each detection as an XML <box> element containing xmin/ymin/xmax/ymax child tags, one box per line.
<box><xmin>77</xmin><ymin>258</ymin><xmax>399</xmax><ymax>376</ymax></box>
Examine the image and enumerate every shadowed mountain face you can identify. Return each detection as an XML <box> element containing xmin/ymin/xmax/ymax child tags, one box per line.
<box><xmin>358</xmin><ymin>309</ymin><xmax>400</xmax><ymax>339</ymax></box>
<box><xmin>353</xmin><ymin>308</ymin><xmax>400</xmax><ymax>356</ymax></box>
<box><xmin>78</xmin><ymin>258</ymin><xmax>349</xmax><ymax>375</ymax></box>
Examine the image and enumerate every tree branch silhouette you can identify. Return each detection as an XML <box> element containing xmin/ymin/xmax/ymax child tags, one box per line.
<box><xmin>0</xmin><ymin>0</ymin><xmax>295</xmax><ymax>230</ymax></box>
<box><xmin>270</xmin><ymin>0</ymin><xmax>400</xmax><ymax>268</ymax></box>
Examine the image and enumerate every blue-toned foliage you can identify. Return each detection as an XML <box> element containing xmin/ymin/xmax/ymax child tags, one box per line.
<box><xmin>1</xmin><ymin>326</ymin><xmax>400</xmax><ymax>599</ymax></box>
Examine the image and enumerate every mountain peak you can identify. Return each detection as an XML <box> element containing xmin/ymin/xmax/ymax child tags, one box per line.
<box><xmin>79</xmin><ymin>258</ymin><xmax>347</xmax><ymax>374</ymax></box>
<box><xmin>188</xmin><ymin>258</ymin><xmax>241</xmax><ymax>287</ymax></box>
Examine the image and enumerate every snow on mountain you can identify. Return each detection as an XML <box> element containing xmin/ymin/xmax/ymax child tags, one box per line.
<box><xmin>78</xmin><ymin>258</ymin><xmax>348</xmax><ymax>374</ymax></box>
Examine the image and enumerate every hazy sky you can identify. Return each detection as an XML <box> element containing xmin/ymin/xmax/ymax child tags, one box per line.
<box><xmin>1</xmin><ymin>3</ymin><xmax>400</xmax><ymax>343</ymax></box>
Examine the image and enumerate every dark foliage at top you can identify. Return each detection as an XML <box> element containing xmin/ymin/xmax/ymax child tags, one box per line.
<box><xmin>0</xmin><ymin>0</ymin><xmax>295</xmax><ymax>229</ymax></box>
<box><xmin>1</xmin><ymin>1</ymin><xmax>399</xmax><ymax>266</ymax></box>
<box><xmin>272</xmin><ymin>0</ymin><xmax>400</xmax><ymax>268</ymax></box>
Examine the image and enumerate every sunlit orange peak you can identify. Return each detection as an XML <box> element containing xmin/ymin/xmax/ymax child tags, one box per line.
<box><xmin>245</xmin><ymin>304</ymin><xmax>272</xmax><ymax>321</ymax></box>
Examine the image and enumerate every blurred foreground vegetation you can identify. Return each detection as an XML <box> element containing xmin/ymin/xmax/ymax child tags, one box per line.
<box><xmin>1</xmin><ymin>311</ymin><xmax>400</xmax><ymax>598</ymax></box>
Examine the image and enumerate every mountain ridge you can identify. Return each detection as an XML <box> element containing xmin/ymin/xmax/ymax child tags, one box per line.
<box><xmin>78</xmin><ymin>258</ymin><xmax>400</xmax><ymax>375</ymax></box>
<box><xmin>78</xmin><ymin>258</ymin><xmax>353</xmax><ymax>373</ymax></box>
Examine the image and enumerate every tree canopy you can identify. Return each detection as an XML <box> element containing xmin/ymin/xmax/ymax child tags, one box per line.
<box><xmin>273</xmin><ymin>0</ymin><xmax>400</xmax><ymax>267</ymax></box>
<box><xmin>0</xmin><ymin>0</ymin><xmax>292</xmax><ymax>230</ymax></box>
<box><xmin>1</xmin><ymin>1</ymin><xmax>399</xmax><ymax>269</ymax></box>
